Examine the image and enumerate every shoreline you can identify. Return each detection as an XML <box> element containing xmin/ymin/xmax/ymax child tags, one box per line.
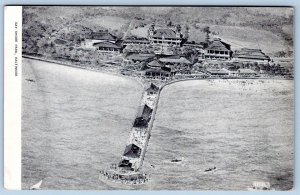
<box><xmin>22</xmin><ymin>55</ymin><xmax>146</xmax><ymax>89</ymax></box>
<box><xmin>22</xmin><ymin>55</ymin><xmax>293</xmax><ymax>84</ymax></box>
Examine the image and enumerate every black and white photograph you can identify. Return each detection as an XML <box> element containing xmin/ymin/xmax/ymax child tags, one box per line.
<box><xmin>16</xmin><ymin>6</ymin><xmax>295</xmax><ymax>190</ymax></box>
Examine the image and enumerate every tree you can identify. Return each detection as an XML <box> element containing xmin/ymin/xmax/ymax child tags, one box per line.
<box><xmin>184</xmin><ymin>24</ymin><xmax>190</xmax><ymax>40</ymax></box>
<box><xmin>176</xmin><ymin>24</ymin><xmax>181</xmax><ymax>33</ymax></box>
<box><xmin>203</xmin><ymin>26</ymin><xmax>211</xmax><ymax>44</ymax></box>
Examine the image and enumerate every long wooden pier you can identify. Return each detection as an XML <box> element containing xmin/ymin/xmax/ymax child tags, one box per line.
<box><xmin>99</xmin><ymin>81</ymin><xmax>163</xmax><ymax>185</ymax></box>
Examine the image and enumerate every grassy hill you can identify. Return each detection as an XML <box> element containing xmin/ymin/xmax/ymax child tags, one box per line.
<box><xmin>23</xmin><ymin>6</ymin><xmax>293</xmax><ymax>57</ymax></box>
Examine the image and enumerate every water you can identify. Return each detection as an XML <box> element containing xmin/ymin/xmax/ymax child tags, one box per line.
<box><xmin>144</xmin><ymin>79</ymin><xmax>294</xmax><ymax>190</ymax></box>
<box><xmin>22</xmin><ymin>58</ymin><xmax>294</xmax><ymax>190</ymax></box>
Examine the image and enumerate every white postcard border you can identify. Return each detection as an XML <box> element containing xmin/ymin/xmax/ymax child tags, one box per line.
<box><xmin>4</xmin><ymin>6</ymin><xmax>22</xmax><ymax>190</ymax></box>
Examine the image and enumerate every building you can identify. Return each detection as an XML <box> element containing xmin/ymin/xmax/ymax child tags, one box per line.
<box><xmin>145</xmin><ymin>60</ymin><xmax>174</xmax><ymax>78</ymax></box>
<box><xmin>93</xmin><ymin>41</ymin><xmax>121</xmax><ymax>53</ymax></box>
<box><xmin>124</xmin><ymin>53</ymin><xmax>155</xmax><ymax>63</ymax></box>
<box><xmin>237</xmin><ymin>68</ymin><xmax>258</xmax><ymax>77</ymax></box>
<box><xmin>148</xmin><ymin>23</ymin><xmax>183</xmax><ymax>55</ymax></box>
<box><xmin>182</xmin><ymin>41</ymin><xmax>204</xmax><ymax>55</ymax></box>
<box><xmin>159</xmin><ymin>56</ymin><xmax>191</xmax><ymax>66</ymax></box>
<box><xmin>232</xmin><ymin>48</ymin><xmax>270</xmax><ymax>64</ymax></box>
<box><xmin>158</xmin><ymin>56</ymin><xmax>192</xmax><ymax>74</ymax></box>
<box><xmin>148</xmin><ymin>24</ymin><xmax>182</xmax><ymax>46</ymax></box>
<box><xmin>123</xmin><ymin>144</ymin><xmax>142</xmax><ymax>159</ymax></box>
<box><xmin>145</xmin><ymin>68</ymin><xmax>171</xmax><ymax>79</ymax></box>
<box><xmin>206</xmin><ymin>69</ymin><xmax>229</xmax><ymax>77</ymax></box>
<box><xmin>204</xmin><ymin>38</ymin><xmax>231</xmax><ymax>60</ymax></box>
<box><xmin>133</xmin><ymin>104</ymin><xmax>153</xmax><ymax>128</ymax></box>
<box><xmin>146</xmin><ymin>83</ymin><xmax>159</xmax><ymax>95</ymax></box>
<box><xmin>123</xmin><ymin>37</ymin><xmax>150</xmax><ymax>46</ymax></box>
<box><xmin>82</xmin><ymin>31</ymin><xmax>117</xmax><ymax>49</ymax></box>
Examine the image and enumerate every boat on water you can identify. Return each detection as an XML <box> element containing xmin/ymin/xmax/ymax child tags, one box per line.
<box><xmin>29</xmin><ymin>179</ymin><xmax>43</xmax><ymax>190</ymax></box>
<box><xmin>204</xmin><ymin>166</ymin><xmax>216</xmax><ymax>172</ymax></box>
<box><xmin>171</xmin><ymin>159</ymin><xmax>182</xmax><ymax>163</ymax></box>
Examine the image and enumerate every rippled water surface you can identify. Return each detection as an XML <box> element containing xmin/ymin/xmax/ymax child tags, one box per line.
<box><xmin>22</xmin><ymin>58</ymin><xmax>293</xmax><ymax>190</ymax></box>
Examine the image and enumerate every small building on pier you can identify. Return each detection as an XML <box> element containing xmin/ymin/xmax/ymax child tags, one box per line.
<box><xmin>123</xmin><ymin>144</ymin><xmax>142</xmax><ymax>159</ymax></box>
<box><xmin>133</xmin><ymin>104</ymin><xmax>153</xmax><ymax>128</ymax></box>
<box><xmin>146</xmin><ymin>83</ymin><xmax>159</xmax><ymax>95</ymax></box>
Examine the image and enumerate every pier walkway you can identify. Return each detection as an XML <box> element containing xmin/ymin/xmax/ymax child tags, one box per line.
<box><xmin>99</xmin><ymin>81</ymin><xmax>164</xmax><ymax>185</ymax></box>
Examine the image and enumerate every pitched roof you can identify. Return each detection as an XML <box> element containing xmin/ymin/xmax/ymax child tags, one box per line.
<box><xmin>206</xmin><ymin>69</ymin><xmax>229</xmax><ymax>75</ymax></box>
<box><xmin>238</xmin><ymin>68</ymin><xmax>257</xmax><ymax>74</ymax></box>
<box><xmin>159</xmin><ymin>57</ymin><xmax>191</xmax><ymax>64</ymax></box>
<box><xmin>233</xmin><ymin>48</ymin><xmax>270</xmax><ymax>60</ymax></box>
<box><xmin>123</xmin><ymin>144</ymin><xmax>141</xmax><ymax>158</ymax></box>
<box><xmin>183</xmin><ymin>42</ymin><xmax>204</xmax><ymax>48</ymax></box>
<box><xmin>207</xmin><ymin>38</ymin><xmax>231</xmax><ymax>51</ymax></box>
<box><xmin>125</xmin><ymin>53</ymin><xmax>155</xmax><ymax>61</ymax></box>
<box><xmin>152</xmin><ymin>28</ymin><xmax>179</xmax><ymax>39</ymax></box>
<box><xmin>148</xmin><ymin>60</ymin><xmax>163</xmax><ymax>67</ymax></box>
<box><xmin>124</xmin><ymin>37</ymin><xmax>150</xmax><ymax>44</ymax></box>
<box><xmin>193</xmin><ymin>62</ymin><xmax>204</xmax><ymax>67</ymax></box>
<box><xmin>93</xmin><ymin>41</ymin><xmax>121</xmax><ymax>49</ymax></box>
<box><xmin>54</xmin><ymin>38</ymin><xmax>67</xmax><ymax>45</ymax></box>
<box><xmin>133</xmin><ymin>117</ymin><xmax>149</xmax><ymax>128</ymax></box>
<box><xmin>89</xmin><ymin>32</ymin><xmax>116</xmax><ymax>41</ymax></box>
<box><xmin>146</xmin><ymin>83</ymin><xmax>159</xmax><ymax>92</ymax></box>
<box><xmin>145</xmin><ymin>68</ymin><xmax>171</xmax><ymax>75</ymax></box>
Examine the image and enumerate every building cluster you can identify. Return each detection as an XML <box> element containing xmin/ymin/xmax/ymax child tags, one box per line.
<box><xmin>76</xmin><ymin>23</ymin><xmax>290</xmax><ymax>79</ymax></box>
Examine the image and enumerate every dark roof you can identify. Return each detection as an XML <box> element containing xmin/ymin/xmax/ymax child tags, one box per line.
<box><xmin>152</xmin><ymin>28</ymin><xmax>179</xmax><ymax>39</ymax></box>
<box><xmin>139</xmin><ymin>104</ymin><xmax>153</xmax><ymax>119</ymax></box>
<box><xmin>118</xmin><ymin>159</ymin><xmax>133</xmax><ymax>169</ymax></box>
<box><xmin>183</xmin><ymin>42</ymin><xmax>204</xmax><ymax>48</ymax></box>
<box><xmin>145</xmin><ymin>68</ymin><xmax>171</xmax><ymax>75</ymax></box>
<box><xmin>146</xmin><ymin>83</ymin><xmax>159</xmax><ymax>93</ymax></box>
<box><xmin>124</xmin><ymin>37</ymin><xmax>150</xmax><ymax>44</ymax></box>
<box><xmin>207</xmin><ymin>38</ymin><xmax>231</xmax><ymax>51</ymax></box>
<box><xmin>123</xmin><ymin>144</ymin><xmax>141</xmax><ymax>158</ymax></box>
<box><xmin>237</xmin><ymin>68</ymin><xmax>257</xmax><ymax>74</ymax></box>
<box><xmin>93</xmin><ymin>41</ymin><xmax>121</xmax><ymax>49</ymax></box>
<box><xmin>133</xmin><ymin>117</ymin><xmax>149</xmax><ymax>128</ymax></box>
<box><xmin>89</xmin><ymin>32</ymin><xmax>116</xmax><ymax>41</ymax></box>
<box><xmin>54</xmin><ymin>38</ymin><xmax>67</xmax><ymax>45</ymax></box>
<box><xmin>133</xmin><ymin>104</ymin><xmax>153</xmax><ymax>128</ymax></box>
<box><xmin>233</xmin><ymin>48</ymin><xmax>270</xmax><ymax>61</ymax></box>
<box><xmin>125</xmin><ymin>53</ymin><xmax>155</xmax><ymax>61</ymax></box>
<box><xmin>125</xmin><ymin>36</ymin><xmax>148</xmax><ymax>40</ymax></box>
<box><xmin>161</xmin><ymin>66</ymin><xmax>171</xmax><ymax>72</ymax></box>
<box><xmin>159</xmin><ymin>57</ymin><xmax>191</xmax><ymax>64</ymax></box>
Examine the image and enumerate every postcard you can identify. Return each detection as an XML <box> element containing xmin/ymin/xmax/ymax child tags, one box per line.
<box><xmin>4</xmin><ymin>6</ymin><xmax>294</xmax><ymax>190</ymax></box>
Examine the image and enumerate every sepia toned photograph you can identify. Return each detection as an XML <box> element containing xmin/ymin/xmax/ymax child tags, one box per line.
<box><xmin>20</xmin><ymin>6</ymin><xmax>294</xmax><ymax>190</ymax></box>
